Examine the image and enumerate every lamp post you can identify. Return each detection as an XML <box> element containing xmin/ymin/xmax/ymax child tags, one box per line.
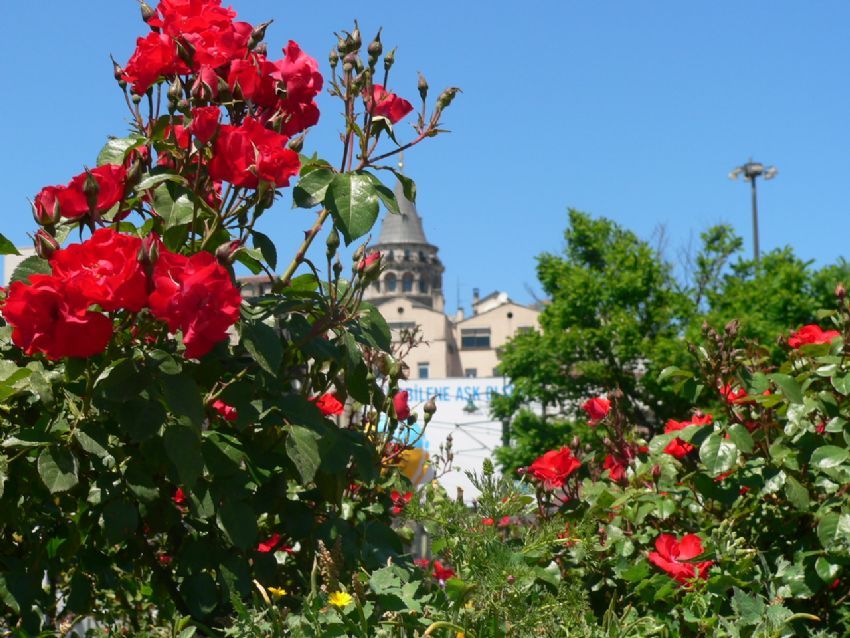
<box><xmin>729</xmin><ymin>160</ymin><xmax>778</xmax><ymax>265</ymax></box>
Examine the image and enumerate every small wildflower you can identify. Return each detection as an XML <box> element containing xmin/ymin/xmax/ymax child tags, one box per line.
<box><xmin>328</xmin><ymin>591</ymin><xmax>353</xmax><ymax>607</ymax></box>
<box><xmin>267</xmin><ymin>586</ymin><xmax>287</xmax><ymax>599</ymax></box>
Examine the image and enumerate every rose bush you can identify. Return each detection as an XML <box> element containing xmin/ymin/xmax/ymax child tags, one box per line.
<box><xmin>0</xmin><ymin>1</ymin><xmax>459</xmax><ymax>634</ymax></box>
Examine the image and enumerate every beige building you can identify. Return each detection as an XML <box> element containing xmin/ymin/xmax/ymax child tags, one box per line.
<box><xmin>363</xmin><ymin>182</ymin><xmax>540</xmax><ymax>380</ymax></box>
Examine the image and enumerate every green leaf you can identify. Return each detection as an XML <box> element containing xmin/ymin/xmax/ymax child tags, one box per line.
<box><xmin>770</xmin><ymin>373</ymin><xmax>803</xmax><ymax>404</ymax></box>
<box><xmin>286</xmin><ymin>425</ymin><xmax>322</xmax><ymax>483</ymax></box>
<box><xmin>164</xmin><ymin>424</ymin><xmax>204</xmax><ymax>489</ymax></box>
<box><xmin>369</xmin><ymin>566</ymin><xmax>403</xmax><ymax>595</ymax></box>
<box><xmin>293</xmin><ymin>168</ymin><xmax>335</xmax><ymax>209</ymax></box>
<box><xmin>102</xmin><ymin>499</ymin><xmax>139</xmax><ymax>543</ymax></box>
<box><xmin>241</xmin><ymin>319</ymin><xmax>282</xmax><ymax>375</ymax></box>
<box><xmin>0</xmin><ymin>234</ymin><xmax>20</xmax><ymax>256</ymax></box>
<box><xmin>217</xmin><ymin>501</ymin><xmax>258</xmax><ymax>550</ymax></box>
<box><xmin>37</xmin><ymin>447</ymin><xmax>78</xmax><ymax>493</ymax></box>
<box><xmin>151</xmin><ymin>183</ymin><xmax>196</xmax><ymax>229</ymax></box>
<box><xmin>390</xmin><ymin>169</ymin><xmax>416</xmax><ymax>203</ymax></box>
<box><xmin>815</xmin><ymin>556</ymin><xmax>841</xmax><ymax>582</ymax></box>
<box><xmin>181</xmin><ymin>572</ymin><xmax>219</xmax><ymax>618</ymax></box>
<box><xmin>358</xmin><ymin>303</ymin><xmax>392</xmax><ymax>351</ymax></box>
<box><xmin>784</xmin><ymin>475</ymin><xmax>810</xmax><ymax>511</ymax></box>
<box><xmin>727</xmin><ymin>424</ymin><xmax>754</xmax><ymax>454</ymax></box>
<box><xmin>810</xmin><ymin>445</ymin><xmax>849</xmax><ymax>470</ymax></box>
<box><xmin>817</xmin><ymin>511</ymin><xmax>850</xmax><ymax>548</ymax></box>
<box><xmin>97</xmin><ymin>136</ymin><xmax>142</xmax><ymax>166</ymax></box>
<box><xmin>831</xmin><ymin>373</ymin><xmax>850</xmax><ymax>396</ymax></box>
<box><xmin>136</xmin><ymin>172</ymin><xmax>187</xmax><ymax>192</ymax></box>
<box><xmin>363</xmin><ymin>172</ymin><xmax>400</xmax><ymax>214</ymax></box>
<box><xmin>731</xmin><ymin>587</ymin><xmax>766</xmax><ymax>626</ymax></box>
<box><xmin>657</xmin><ymin>366</ymin><xmax>693</xmax><ymax>383</ymax></box>
<box><xmin>162</xmin><ymin>373</ymin><xmax>204</xmax><ymax>427</ymax></box>
<box><xmin>10</xmin><ymin>255</ymin><xmax>51</xmax><ymax>284</ymax></box>
<box><xmin>326</xmin><ymin>172</ymin><xmax>380</xmax><ymax>244</ymax></box>
<box><xmin>699</xmin><ymin>432</ymin><xmax>738</xmax><ymax>475</ymax></box>
<box><xmin>251</xmin><ymin>231</ymin><xmax>278</xmax><ymax>270</ymax></box>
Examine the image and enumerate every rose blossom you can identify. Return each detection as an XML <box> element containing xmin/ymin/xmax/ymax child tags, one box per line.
<box><xmin>123</xmin><ymin>32</ymin><xmax>189</xmax><ymax>95</ymax></box>
<box><xmin>34</xmin><ymin>165</ymin><xmax>127</xmax><ymax>221</ymax></box>
<box><xmin>189</xmin><ymin>106</ymin><xmax>221</xmax><ymax>144</ymax></box>
<box><xmin>208</xmin><ymin>118</ymin><xmax>300</xmax><ymax>189</ymax></box>
<box><xmin>211</xmin><ymin>399</ymin><xmax>238</xmax><ymax>422</ymax></box>
<box><xmin>369</xmin><ymin>84</ymin><xmax>413</xmax><ymax>124</ymax></box>
<box><xmin>528</xmin><ymin>447</ymin><xmax>581</xmax><ymax>489</ymax></box>
<box><xmin>662</xmin><ymin>413</ymin><xmax>712</xmax><ymax>459</ymax></box>
<box><xmin>393</xmin><ymin>391</ymin><xmax>411</xmax><ymax>420</ymax></box>
<box><xmin>648</xmin><ymin>533</ymin><xmax>713</xmax><ymax>585</ymax></box>
<box><xmin>581</xmin><ymin>396</ymin><xmax>610</xmax><ymax>424</ymax></box>
<box><xmin>313</xmin><ymin>393</ymin><xmax>344</xmax><ymax>416</ymax></box>
<box><xmin>788</xmin><ymin>324</ymin><xmax>841</xmax><ymax>349</ymax></box>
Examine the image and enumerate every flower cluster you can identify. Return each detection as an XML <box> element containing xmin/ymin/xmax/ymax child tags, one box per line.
<box><xmin>1</xmin><ymin>229</ymin><xmax>240</xmax><ymax>360</ymax></box>
<box><xmin>34</xmin><ymin>165</ymin><xmax>127</xmax><ymax>223</ymax></box>
<box><xmin>662</xmin><ymin>413</ymin><xmax>713</xmax><ymax>459</ymax></box>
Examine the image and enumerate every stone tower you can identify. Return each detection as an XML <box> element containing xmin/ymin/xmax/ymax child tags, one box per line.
<box><xmin>363</xmin><ymin>181</ymin><xmax>445</xmax><ymax>311</ymax></box>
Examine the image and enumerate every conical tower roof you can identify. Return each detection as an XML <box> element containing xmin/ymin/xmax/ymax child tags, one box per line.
<box><xmin>375</xmin><ymin>182</ymin><xmax>430</xmax><ymax>246</ymax></box>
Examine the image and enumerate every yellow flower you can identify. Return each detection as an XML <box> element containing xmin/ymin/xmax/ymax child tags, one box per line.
<box><xmin>267</xmin><ymin>586</ymin><xmax>287</xmax><ymax>599</ymax></box>
<box><xmin>328</xmin><ymin>591</ymin><xmax>353</xmax><ymax>608</ymax></box>
<box><xmin>456</xmin><ymin>632</ymin><xmax>465</xmax><ymax>638</ymax></box>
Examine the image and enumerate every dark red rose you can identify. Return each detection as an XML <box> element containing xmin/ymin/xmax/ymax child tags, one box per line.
<box><xmin>788</xmin><ymin>324</ymin><xmax>841</xmax><ymax>348</ymax></box>
<box><xmin>189</xmin><ymin>106</ymin><xmax>221</xmax><ymax>144</ymax></box>
<box><xmin>663</xmin><ymin>413</ymin><xmax>712</xmax><ymax>459</ymax></box>
<box><xmin>56</xmin><ymin>165</ymin><xmax>128</xmax><ymax>220</ymax></box>
<box><xmin>581</xmin><ymin>396</ymin><xmax>610</xmax><ymax>424</ymax></box>
<box><xmin>123</xmin><ymin>32</ymin><xmax>188</xmax><ymax>95</ymax></box>
<box><xmin>369</xmin><ymin>84</ymin><xmax>413</xmax><ymax>124</ymax></box>
<box><xmin>271</xmin><ymin>41</ymin><xmax>323</xmax><ymax>101</ymax></box>
<box><xmin>211</xmin><ymin>399</ymin><xmax>238</xmax><ymax>422</ymax></box>
<box><xmin>148</xmin><ymin>249</ymin><xmax>242</xmax><ymax>359</ymax></box>
<box><xmin>208</xmin><ymin>118</ymin><xmax>300</xmax><ymax>189</ymax></box>
<box><xmin>390</xmin><ymin>490</ymin><xmax>413</xmax><ymax>515</ymax></box>
<box><xmin>528</xmin><ymin>447</ymin><xmax>581</xmax><ymax>489</ymax></box>
<box><xmin>172</xmin><ymin>487</ymin><xmax>187</xmax><ymax>508</ymax></box>
<box><xmin>2</xmin><ymin>275</ymin><xmax>113</xmax><ymax>360</ymax></box>
<box><xmin>393</xmin><ymin>390</ymin><xmax>411</xmax><ymax>420</ymax></box>
<box><xmin>648</xmin><ymin>533</ymin><xmax>713</xmax><ymax>585</ymax></box>
<box><xmin>312</xmin><ymin>393</ymin><xmax>344</xmax><ymax>416</ymax></box>
<box><xmin>50</xmin><ymin>228</ymin><xmax>147</xmax><ymax>312</ymax></box>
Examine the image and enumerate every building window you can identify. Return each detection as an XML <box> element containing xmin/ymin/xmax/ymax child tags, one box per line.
<box><xmin>492</xmin><ymin>367</ymin><xmax>501</xmax><ymax>377</ymax></box>
<box><xmin>389</xmin><ymin>321</ymin><xmax>416</xmax><ymax>332</ymax></box>
<box><xmin>418</xmin><ymin>278</ymin><xmax>428</xmax><ymax>293</ymax></box>
<box><xmin>402</xmin><ymin>273</ymin><xmax>414</xmax><ymax>292</ymax></box>
<box><xmin>385</xmin><ymin>273</ymin><xmax>397</xmax><ymax>292</ymax></box>
<box><xmin>517</xmin><ymin>326</ymin><xmax>533</xmax><ymax>334</ymax></box>
<box><xmin>418</xmin><ymin>362</ymin><xmax>429</xmax><ymax>379</ymax></box>
<box><xmin>464</xmin><ymin>368</ymin><xmax>477</xmax><ymax>378</ymax></box>
<box><xmin>387</xmin><ymin>250</ymin><xmax>395</xmax><ymax>262</ymax></box>
<box><xmin>461</xmin><ymin>327</ymin><xmax>491</xmax><ymax>349</ymax></box>
<box><xmin>419</xmin><ymin>251</ymin><xmax>426</xmax><ymax>262</ymax></box>
<box><xmin>403</xmin><ymin>249</ymin><xmax>411</xmax><ymax>261</ymax></box>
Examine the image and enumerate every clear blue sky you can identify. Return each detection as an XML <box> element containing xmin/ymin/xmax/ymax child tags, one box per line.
<box><xmin>2</xmin><ymin>1</ymin><xmax>849</xmax><ymax>313</ymax></box>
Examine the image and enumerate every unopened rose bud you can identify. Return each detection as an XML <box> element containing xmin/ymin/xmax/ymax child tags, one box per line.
<box><xmin>342</xmin><ymin>52</ymin><xmax>356</xmax><ymax>74</ymax></box>
<box><xmin>367</xmin><ymin>30</ymin><xmax>382</xmax><ymax>62</ymax></box>
<box><xmin>249</xmin><ymin>20</ymin><xmax>272</xmax><ymax>49</ymax></box>
<box><xmin>652</xmin><ymin>464</ymin><xmax>661</xmax><ymax>480</ymax></box>
<box><xmin>329</xmin><ymin>49</ymin><xmax>339</xmax><ymax>69</ymax></box>
<box><xmin>215</xmin><ymin>240</ymin><xmax>242</xmax><ymax>265</ymax></box>
<box><xmin>506</xmin><ymin>575</ymin><xmax>515</xmax><ymax>585</ymax></box>
<box><xmin>837</xmin><ymin>283</ymin><xmax>847</xmax><ymax>300</ymax></box>
<box><xmin>377</xmin><ymin>354</ymin><xmax>393</xmax><ymax>376</ymax></box>
<box><xmin>132</xmin><ymin>93</ymin><xmax>143</xmax><ymax>105</ymax></box>
<box><xmin>383</xmin><ymin>47</ymin><xmax>396</xmax><ymax>72</ymax></box>
<box><xmin>139</xmin><ymin>0</ymin><xmax>156</xmax><ymax>23</ymax></box>
<box><xmin>254</xmin><ymin>42</ymin><xmax>268</xmax><ymax>57</ymax></box>
<box><xmin>352</xmin><ymin>243</ymin><xmax>367</xmax><ymax>263</ymax></box>
<box><xmin>288</xmin><ymin>134</ymin><xmax>304</xmax><ymax>154</ymax></box>
<box><xmin>357</xmin><ymin>252</ymin><xmax>381</xmax><ymax>275</ymax></box>
<box><xmin>191</xmin><ymin>78</ymin><xmax>212</xmax><ymax>104</ymax></box>
<box><xmin>216</xmin><ymin>76</ymin><xmax>232</xmax><ymax>102</ymax></box>
<box><xmin>176</xmin><ymin>40</ymin><xmax>195</xmax><ymax>68</ymax></box>
<box><xmin>34</xmin><ymin>229</ymin><xmax>59</xmax><ymax>260</ymax></box>
<box><xmin>137</xmin><ymin>234</ymin><xmax>160</xmax><ymax>272</ymax></box>
<box><xmin>111</xmin><ymin>56</ymin><xmax>126</xmax><ymax>86</ymax></box>
<box><xmin>423</xmin><ymin>396</ymin><xmax>437</xmax><ymax>415</ymax></box>
<box><xmin>337</xmin><ymin>35</ymin><xmax>349</xmax><ymax>55</ymax></box>
<box><xmin>571</xmin><ymin>436</ymin><xmax>581</xmax><ymax>449</ymax></box>
<box><xmin>435</xmin><ymin>87</ymin><xmax>461</xmax><ymax>112</ymax></box>
<box><xmin>418</xmin><ymin>73</ymin><xmax>428</xmax><ymax>102</ymax></box>
<box><xmin>351</xmin><ymin>23</ymin><xmax>362</xmax><ymax>50</ymax></box>
<box><xmin>83</xmin><ymin>170</ymin><xmax>100</xmax><ymax>212</ymax></box>
<box><xmin>333</xmin><ymin>258</ymin><xmax>343</xmax><ymax>279</ymax></box>
<box><xmin>326</xmin><ymin>228</ymin><xmax>340</xmax><ymax>257</ymax></box>
<box><xmin>32</xmin><ymin>194</ymin><xmax>61</xmax><ymax>227</ymax></box>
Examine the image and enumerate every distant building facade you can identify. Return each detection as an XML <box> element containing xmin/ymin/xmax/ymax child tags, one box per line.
<box><xmin>363</xmin><ymin>182</ymin><xmax>540</xmax><ymax>380</ymax></box>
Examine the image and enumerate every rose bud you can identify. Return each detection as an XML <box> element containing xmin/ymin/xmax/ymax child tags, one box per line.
<box><xmin>139</xmin><ymin>1</ymin><xmax>156</xmax><ymax>23</ymax></box>
<box><xmin>357</xmin><ymin>252</ymin><xmax>381</xmax><ymax>274</ymax></box>
<box><xmin>32</xmin><ymin>187</ymin><xmax>62</xmax><ymax>226</ymax></box>
<box><xmin>367</xmin><ymin>30</ymin><xmax>382</xmax><ymax>62</ymax></box>
<box><xmin>351</xmin><ymin>23</ymin><xmax>362</xmax><ymax>50</ymax></box>
<box><xmin>215</xmin><ymin>240</ymin><xmax>242</xmax><ymax>265</ymax></box>
<box><xmin>34</xmin><ymin>229</ymin><xmax>59</xmax><ymax>260</ymax></box>
<box><xmin>418</xmin><ymin>73</ymin><xmax>429</xmax><ymax>102</ymax></box>
<box><xmin>137</xmin><ymin>234</ymin><xmax>161</xmax><ymax>271</ymax></box>
<box><xmin>254</xmin><ymin>42</ymin><xmax>268</xmax><ymax>57</ymax></box>
<box><xmin>83</xmin><ymin>170</ymin><xmax>100</xmax><ymax>212</ymax></box>
<box><xmin>329</xmin><ymin>49</ymin><xmax>339</xmax><ymax>69</ymax></box>
<box><xmin>326</xmin><ymin>228</ymin><xmax>340</xmax><ymax>257</ymax></box>
<box><xmin>423</xmin><ymin>396</ymin><xmax>437</xmax><ymax>416</ymax></box>
<box><xmin>249</xmin><ymin>20</ymin><xmax>272</xmax><ymax>49</ymax></box>
<box><xmin>384</xmin><ymin>47</ymin><xmax>396</xmax><ymax>71</ymax></box>
<box><xmin>652</xmin><ymin>464</ymin><xmax>662</xmax><ymax>480</ymax></box>
<box><xmin>288</xmin><ymin>134</ymin><xmax>305</xmax><ymax>154</ymax></box>
<box><xmin>352</xmin><ymin>243</ymin><xmax>367</xmax><ymax>264</ymax></box>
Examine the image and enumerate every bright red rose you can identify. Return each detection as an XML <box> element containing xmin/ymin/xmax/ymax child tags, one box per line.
<box><xmin>271</xmin><ymin>41</ymin><xmax>323</xmax><ymax>100</ymax></box>
<box><xmin>528</xmin><ymin>447</ymin><xmax>581</xmax><ymax>489</ymax></box>
<box><xmin>278</xmin><ymin>98</ymin><xmax>321</xmax><ymax>136</ymax></box>
<box><xmin>390</xmin><ymin>490</ymin><xmax>413</xmax><ymax>515</ymax></box>
<box><xmin>432</xmin><ymin>561</ymin><xmax>455</xmax><ymax>583</ymax></box>
<box><xmin>603</xmin><ymin>454</ymin><xmax>628</xmax><ymax>483</ymax></box>
<box><xmin>313</xmin><ymin>393</ymin><xmax>344</xmax><ymax>416</ymax></box>
<box><xmin>369</xmin><ymin>85</ymin><xmax>414</xmax><ymax>124</ymax></box>
<box><xmin>228</xmin><ymin>54</ymin><xmax>279</xmax><ymax>107</ymax></box>
<box><xmin>582</xmin><ymin>396</ymin><xmax>610</xmax><ymax>423</ymax></box>
<box><xmin>257</xmin><ymin>533</ymin><xmax>282</xmax><ymax>553</ymax></box>
<box><xmin>482</xmin><ymin>517</ymin><xmax>495</xmax><ymax>526</ymax></box>
<box><xmin>720</xmin><ymin>384</ymin><xmax>748</xmax><ymax>404</ymax></box>
<box><xmin>50</xmin><ymin>228</ymin><xmax>147</xmax><ymax>312</ymax></box>
<box><xmin>788</xmin><ymin>324</ymin><xmax>841</xmax><ymax>349</ymax></box>
<box><xmin>663</xmin><ymin>413</ymin><xmax>712</xmax><ymax>459</ymax></box>
<box><xmin>648</xmin><ymin>533</ymin><xmax>713</xmax><ymax>585</ymax></box>
<box><xmin>2</xmin><ymin>275</ymin><xmax>113</xmax><ymax>360</ymax></box>
<box><xmin>148</xmin><ymin>249</ymin><xmax>242</xmax><ymax>359</ymax></box>
<box><xmin>172</xmin><ymin>487</ymin><xmax>187</xmax><ymax>507</ymax></box>
<box><xmin>208</xmin><ymin>118</ymin><xmax>300</xmax><ymax>189</ymax></box>
<box><xmin>39</xmin><ymin>165</ymin><xmax>127</xmax><ymax>221</ymax></box>
<box><xmin>211</xmin><ymin>399</ymin><xmax>238</xmax><ymax>422</ymax></box>
<box><xmin>393</xmin><ymin>391</ymin><xmax>411</xmax><ymax>420</ymax></box>
<box><xmin>189</xmin><ymin>106</ymin><xmax>221</xmax><ymax>144</ymax></box>
<box><xmin>123</xmin><ymin>32</ymin><xmax>188</xmax><ymax>95</ymax></box>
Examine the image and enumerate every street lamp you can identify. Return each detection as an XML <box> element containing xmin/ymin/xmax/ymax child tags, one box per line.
<box><xmin>729</xmin><ymin>160</ymin><xmax>778</xmax><ymax>264</ymax></box>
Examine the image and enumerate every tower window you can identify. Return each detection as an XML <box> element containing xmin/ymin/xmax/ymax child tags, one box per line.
<box><xmin>385</xmin><ymin>273</ymin><xmax>397</xmax><ymax>292</ymax></box>
<box><xmin>418</xmin><ymin>278</ymin><xmax>428</xmax><ymax>293</ymax></box>
<box><xmin>419</xmin><ymin>251</ymin><xmax>426</xmax><ymax>262</ymax></box>
<box><xmin>403</xmin><ymin>250</ymin><xmax>411</xmax><ymax>261</ymax></box>
<box><xmin>402</xmin><ymin>273</ymin><xmax>414</xmax><ymax>292</ymax></box>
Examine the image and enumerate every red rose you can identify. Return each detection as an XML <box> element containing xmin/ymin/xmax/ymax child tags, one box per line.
<box><xmin>33</xmin><ymin>186</ymin><xmax>62</xmax><ymax>226</ymax></box>
<box><xmin>788</xmin><ymin>324</ymin><xmax>841</xmax><ymax>348</ymax></box>
<box><xmin>211</xmin><ymin>399</ymin><xmax>238</xmax><ymax>422</ymax></box>
<box><xmin>271</xmin><ymin>41</ymin><xmax>323</xmax><ymax>101</ymax></box>
<box><xmin>369</xmin><ymin>84</ymin><xmax>414</xmax><ymax>124</ymax></box>
<box><xmin>390</xmin><ymin>490</ymin><xmax>413</xmax><ymax>515</ymax></box>
<box><xmin>148</xmin><ymin>249</ymin><xmax>242</xmax><ymax>359</ymax></box>
<box><xmin>414</xmin><ymin>558</ymin><xmax>431</xmax><ymax>570</ymax></box>
<box><xmin>50</xmin><ymin>228</ymin><xmax>147</xmax><ymax>312</ymax></box>
<box><xmin>719</xmin><ymin>384</ymin><xmax>748</xmax><ymax>404</ymax></box>
<box><xmin>581</xmin><ymin>397</ymin><xmax>610</xmax><ymax>424</ymax></box>
<box><xmin>123</xmin><ymin>32</ymin><xmax>188</xmax><ymax>95</ymax></box>
<box><xmin>2</xmin><ymin>275</ymin><xmax>113</xmax><ymax>360</ymax></box>
<box><xmin>603</xmin><ymin>454</ymin><xmax>628</xmax><ymax>483</ymax></box>
<box><xmin>189</xmin><ymin>106</ymin><xmax>221</xmax><ymax>144</ymax></box>
<box><xmin>257</xmin><ymin>533</ymin><xmax>282</xmax><ymax>553</ymax></box>
<box><xmin>313</xmin><ymin>393</ymin><xmax>344</xmax><ymax>416</ymax></box>
<box><xmin>208</xmin><ymin>118</ymin><xmax>300</xmax><ymax>189</ymax></box>
<box><xmin>172</xmin><ymin>487</ymin><xmax>187</xmax><ymax>507</ymax></box>
<box><xmin>482</xmin><ymin>517</ymin><xmax>495</xmax><ymax>526</ymax></box>
<box><xmin>278</xmin><ymin>98</ymin><xmax>321</xmax><ymax>136</ymax></box>
<box><xmin>648</xmin><ymin>533</ymin><xmax>713</xmax><ymax>585</ymax></box>
<box><xmin>498</xmin><ymin>516</ymin><xmax>512</xmax><ymax>528</ymax></box>
<box><xmin>528</xmin><ymin>447</ymin><xmax>581</xmax><ymax>489</ymax></box>
<box><xmin>431</xmin><ymin>561</ymin><xmax>455</xmax><ymax>583</ymax></box>
<box><xmin>228</xmin><ymin>54</ymin><xmax>279</xmax><ymax>107</ymax></box>
<box><xmin>357</xmin><ymin>252</ymin><xmax>381</xmax><ymax>272</ymax></box>
<box><xmin>37</xmin><ymin>165</ymin><xmax>127</xmax><ymax>221</ymax></box>
<box><xmin>393</xmin><ymin>391</ymin><xmax>411</xmax><ymax>420</ymax></box>
<box><xmin>662</xmin><ymin>413</ymin><xmax>712</xmax><ymax>459</ymax></box>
